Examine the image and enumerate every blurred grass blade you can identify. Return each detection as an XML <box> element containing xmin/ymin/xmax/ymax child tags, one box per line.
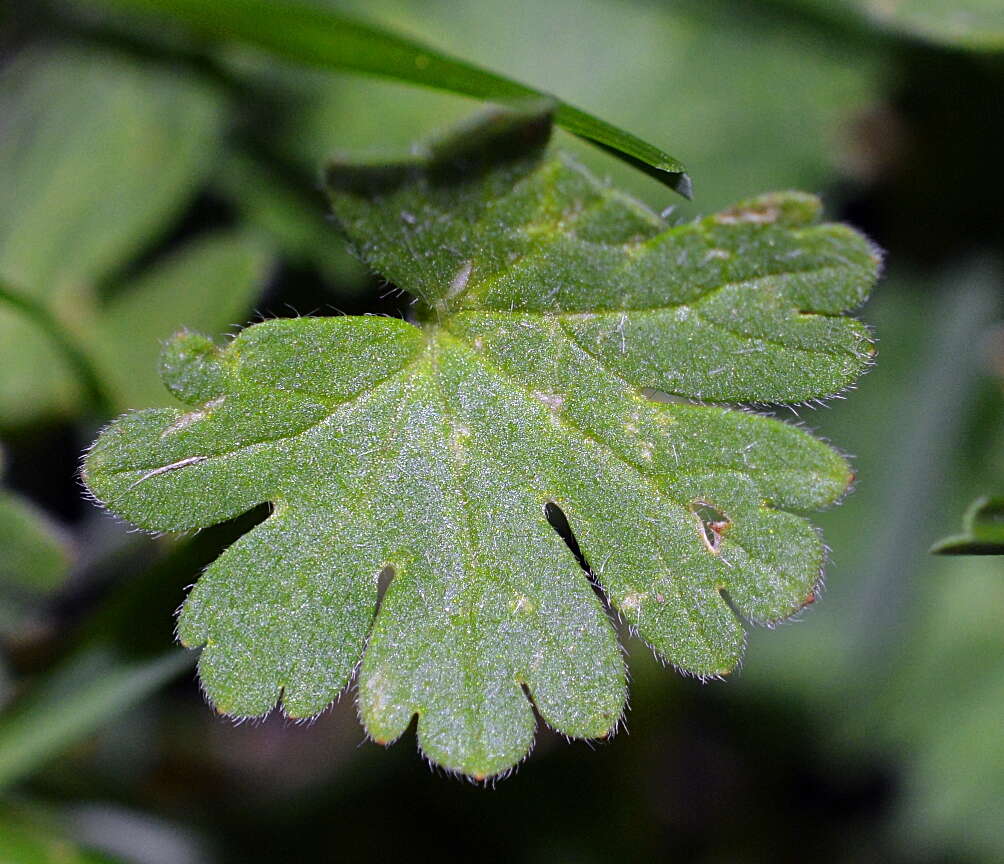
<box><xmin>931</xmin><ymin>496</ymin><xmax>1004</xmax><ymax>555</ymax></box>
<box><xmin>0</xmin><ymin>803</ymin><xmax>124</xmax><ymax>864</ymax></box>
<box><xmin>0</xmin><ymin>648</ymin><xmax>191</xmax><ymax>793</ymax></box>
<box><xmin>87</xmin><ymin>0</ymin><xmax>692</xmax><ymax>197</ymax></box>
<box><xmin>0</xmin><ymin>509</ymin><xmax>266</xmax><ymax>792</ymax></box>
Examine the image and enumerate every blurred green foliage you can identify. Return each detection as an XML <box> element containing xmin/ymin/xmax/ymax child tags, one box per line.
<box><xmin>0</xmin><ymin>47</ymin><xmax>224</xmax><ymax>423</ymax></box>
<box><xmin>791</xmin><ymin>0</ymin><xmax>1004</xmax><ymax>51</ymax></box>
<box><xmin>0</xmin><ymin>805</ymin><xmax>123</xmax><ymax>864</ymax></box>
<box><xmin>0</xmin><ymin>0</ymin><xmax>1001</xmax><ymax>862</ymax></box>
<box><xmin>931</xmin><ymin>496</ymin><xmax>1004</xmax><ymax>554</ymax></box>
<box><xmin>0</xmin><ymin>449</ymin><xmax>71</xmax><ymax>601</ymax></box>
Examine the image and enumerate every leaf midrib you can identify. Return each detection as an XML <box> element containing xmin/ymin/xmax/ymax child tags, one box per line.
<box><xmin>425</xmin><ymin>338</ymin><xmax>493</xmax><ymax>736</ymax></box>
<box><xmin>430</xmin><ymin>328</ymin><xmax>731</xmax><ymax>653</ymax></box>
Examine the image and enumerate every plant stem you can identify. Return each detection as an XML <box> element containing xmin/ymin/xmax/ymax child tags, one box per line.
<box><xmin>0</xmin><ymin>283</ymin><xmax>114</xmax><ymax>418</ymax></box>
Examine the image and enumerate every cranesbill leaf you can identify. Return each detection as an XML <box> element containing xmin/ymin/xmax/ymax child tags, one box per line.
<box><xmin>82</xmin><ymin>112</ymin><xmax>879</xmax><ymax>779</ymax></box>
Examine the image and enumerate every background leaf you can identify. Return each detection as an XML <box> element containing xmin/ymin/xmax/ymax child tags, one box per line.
<box><xmin>0</xmin><ymin>804</ymin><xmax>123</xmax><ymax>864</ymax></box>
<box><xmin>0</xmin><ymin>648</ymin><xmax>191</xmax><ymax>794</ymax></box>
<box><xmin>791</xmin><ymin>0</ymin><xmax>1004</xmax><ymax>51</ymax></box>
<box><xmin>0</xmin><ymin>47</ymin><xmax>272</xmax><ymax>426</ymax></box>
<box><xmin>931</xmin><ymin>497</ymin><xmax>1004</xmax><ymax>554</ymax></box>
<box><xmin>0</xmin><ymin>449</ymin><xmax>72</xmax><ymax>600</ymax></box>
<box><xmin>213</xmin><ymin>154</ymin><xmax>368</xmax><ymax>286</ymax></box>
<box><xmin>0</xmin><ymin>514</ymin><xmax>257</xmax><ymax>791</ymax></box>
<box><xmin>0</xmin><ymin>47</ymin><xmax>222</xmax><ymax>303</ymax></box>
<box><xmin>91</xmin><ymin>232</ymin><xmax>271</xmax><ymax>411</ymax></box>
<box><xmin>0</xmin><ymin>447</ymin><xmax>73</xmax><ymax>707</ymax></box>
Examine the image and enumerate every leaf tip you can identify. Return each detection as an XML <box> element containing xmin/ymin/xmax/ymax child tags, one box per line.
<box><xmin>672</xmin><ymin>170</ymin><xmax>693</xmax><ymax>200</ymax></box>
<box><xmin>159</xmin><ymin>329</ymin><xmax>226</xmax><ymax>404</ymax></box>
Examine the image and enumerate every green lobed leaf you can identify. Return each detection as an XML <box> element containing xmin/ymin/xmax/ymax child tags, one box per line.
<box><xmin>931</xmin><ymin>496</ymin><xmax>1004</xmax><ymax>554</ymax></box>
<box><xmin>82</xmin><ymin>112</ymin><xmax>879</xmax><ymax>779</ymax></box>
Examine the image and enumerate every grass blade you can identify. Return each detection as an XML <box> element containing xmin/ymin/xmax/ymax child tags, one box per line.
<box><xmin>0</xmin><ymin>648</ymin><xmax>191</xmax><ymax>793</ymax></box>
<box><xmin>85</xmin><ymin>0</ymin><xmax>692</xmax><ymax>196</ymax></box>
<box><xmin>0</xmin><ymin>512</ymin><xmax>267</xmax><ymax>791</ymax></box>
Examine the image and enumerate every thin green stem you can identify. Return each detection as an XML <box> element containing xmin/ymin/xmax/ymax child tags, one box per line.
<box><xmin>0</xmin><ymin>283</ymin><xmax>114</xmax><ymax>417</ymax></box>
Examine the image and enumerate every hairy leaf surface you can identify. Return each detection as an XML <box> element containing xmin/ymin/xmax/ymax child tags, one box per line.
<box><xmin>83</xmin><ymin>114</ymin><xmax>879</xmax><ymax>779</ymax></box>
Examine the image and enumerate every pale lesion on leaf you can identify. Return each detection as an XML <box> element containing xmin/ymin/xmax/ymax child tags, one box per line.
<box><xmin>126</xmin><ymin>455</ymin><xmax>207</xmax><ymax>491</ymax></box>
<box><xmin>691</xmin><ymin>501</ymin><xmax>731</xmax><ymax>554</ymax></box>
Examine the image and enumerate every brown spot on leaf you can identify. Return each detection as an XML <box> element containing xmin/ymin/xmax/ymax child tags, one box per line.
<box><xmin>692</xmin><ymin>502</ymin><xmax>730</xmax><ymax>553</ymax></box>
